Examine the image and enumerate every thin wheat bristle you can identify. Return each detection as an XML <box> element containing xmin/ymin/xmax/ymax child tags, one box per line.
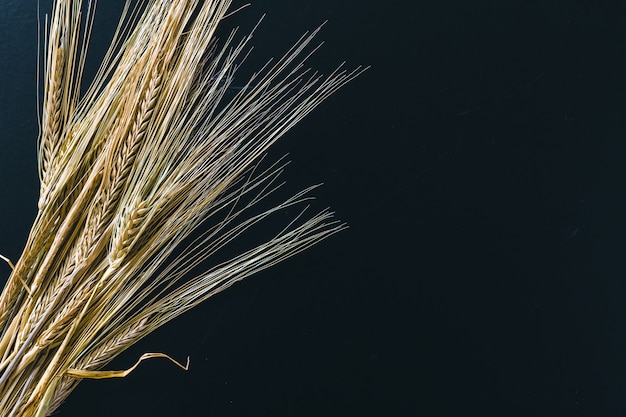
<box><xmin>0</xmin><ymin>0</ymin><xmax>366</xmax><ymax>415</ymax></box>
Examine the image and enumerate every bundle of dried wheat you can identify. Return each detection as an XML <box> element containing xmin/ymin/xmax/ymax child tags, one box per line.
<box><xmin>0</xmin><ymin>1</ymin><xmax>364</xmax><ymax>415</ymax></box>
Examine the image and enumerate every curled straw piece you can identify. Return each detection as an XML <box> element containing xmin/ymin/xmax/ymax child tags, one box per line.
<box><xmin>65</xmin><ymin>352</ymin><xmax>190</xmax><ymax>379</ymax></box>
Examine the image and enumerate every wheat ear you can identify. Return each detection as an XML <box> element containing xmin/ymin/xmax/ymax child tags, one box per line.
<box><xmin>0</xmin><ymin>1</ymin><xmax>366</xmax><ymax>415</ymax></box>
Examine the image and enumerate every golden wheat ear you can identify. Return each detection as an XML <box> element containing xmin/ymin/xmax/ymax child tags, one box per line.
<box><xmin>0</xmin><ymin>1</ymin><xmax>367</xmax><ymax>415</ymax></box>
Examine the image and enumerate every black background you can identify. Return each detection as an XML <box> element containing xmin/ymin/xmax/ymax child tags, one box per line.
<box><xmin>0</xmin><ymin>0</ymin><xmax>612</xmax><ymax>416</ymax></box>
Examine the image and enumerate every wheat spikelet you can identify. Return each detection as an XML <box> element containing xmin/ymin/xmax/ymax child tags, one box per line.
<box><xmin>0</xmin><ymin>0</ymin><xmax>367</xmax><ymax>415</ymax></box>
<box><xmin>45</xmin><ymin>317</ymin><xmax>150</xmax><ymax>413</ymax></box>
<box><xmin>109</xmin><ymin>198</ymin><xmax>150</xmax><ymax>268</ymax></box>
<box><xmin>39</xmin><ymin>42</ymin><xmax>64</xmax><ymax>189</ymax></box>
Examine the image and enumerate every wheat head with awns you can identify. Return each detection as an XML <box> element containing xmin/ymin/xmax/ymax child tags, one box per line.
<box><xmin>0</xmin><ymin>0</ymin><xmax>365</xmax><ymax>415</ymax></box>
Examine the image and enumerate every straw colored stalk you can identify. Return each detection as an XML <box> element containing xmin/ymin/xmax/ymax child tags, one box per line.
<box><xmin>0</xmin><ymin>0</ymin><xmax>365</xmax><ymax>415</ymax></box>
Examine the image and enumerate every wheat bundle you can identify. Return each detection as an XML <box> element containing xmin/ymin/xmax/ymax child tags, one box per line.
<box><xmin>0</xmin><ymin>1</ymin><xmax>365</xmax><ymax>415</ymax></box>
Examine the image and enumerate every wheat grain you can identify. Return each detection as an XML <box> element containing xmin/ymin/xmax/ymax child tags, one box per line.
<box><xmin>39</xmin><ymin>43</ymin><xmax>64</xmax><ymax>192</ymax></box>
<box><xmin>109</xmin><ymin>198</ymin><xmax>150</xmax><ymax>268</ymax></box>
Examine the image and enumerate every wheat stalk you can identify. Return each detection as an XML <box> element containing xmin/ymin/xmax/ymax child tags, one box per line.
<box><xmin>0</xmin><ymin>0</ymin><xmax>366</xmax><ymax>415</ymax></box>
